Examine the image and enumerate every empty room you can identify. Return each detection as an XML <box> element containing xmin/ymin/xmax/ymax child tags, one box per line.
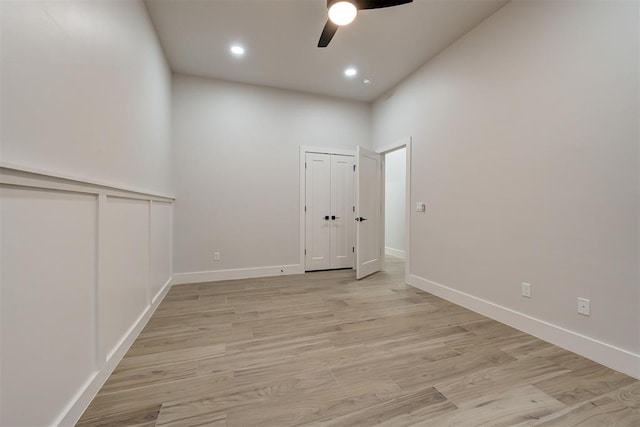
<box><xmin>1</xmin><ymin>0</ymin><xmax>639</xmax><ymax>425</ymax></box>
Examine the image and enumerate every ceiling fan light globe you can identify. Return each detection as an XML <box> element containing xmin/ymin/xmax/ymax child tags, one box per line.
<box><xmin>328</xmin><ymin>1</ymin><xmax>358</xmax><ymax>26</ymax></box>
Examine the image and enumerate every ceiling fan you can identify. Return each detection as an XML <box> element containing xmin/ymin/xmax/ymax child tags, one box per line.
<box><xmin>318</xmin><ymin>0</ymin><xmax>413</xmax><ymax>48</ymax></box>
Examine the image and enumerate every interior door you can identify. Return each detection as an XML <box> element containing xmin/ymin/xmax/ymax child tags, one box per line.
<box><xmin>356</xmin><ymin>146</ymin><xmax>382</xmax><ymax>279</ymax></box>
<box><xmin>305</xmin><ymin>153</ymin><xmax>331</xmax><ymax>270</ymax></box>
<box><xmin>330</xmin><ymin>155</ymin><xmax>355</xmax><ymax>269</ymax></box>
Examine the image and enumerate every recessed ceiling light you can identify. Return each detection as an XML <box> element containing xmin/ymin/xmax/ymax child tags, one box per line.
<box><xmin>230</xmin><ymin>45</ymin><xmax>245</xmax><ymax>56</ymax></box>
<box><xmin>344</xmin><ymin>67</ymin><xmax>357</xmax><ymax>77</ymax></box>
<box><xmin>363</xmin><ymin>78</ymin><xmax>373</xmax><ymax>85</ymax></box>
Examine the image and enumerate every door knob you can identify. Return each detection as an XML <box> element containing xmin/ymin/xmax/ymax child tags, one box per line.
<box><xmin>355</xmin><ymin>217</ymin><xmax>368</xmax><ymax>222</ymax></box>
<box><xmin>331</xmin><ymin>215</ymin><xmax>340</xmax><ymax>220</ymax></box>
<box><xmin>323</xmin><ymin>215</ymin><xmax>330</xmax><ymax>220</ymax></box>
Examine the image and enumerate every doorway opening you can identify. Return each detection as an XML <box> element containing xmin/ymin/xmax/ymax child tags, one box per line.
<box><xmin>384</xmin><ymin>146</ymin><xmax>406</xmax><ymax>260</ymax></box>
<box><xmin>378</xmin><ymin>137</ymin><xmax>411</xmax><ymax>283</ymax></box>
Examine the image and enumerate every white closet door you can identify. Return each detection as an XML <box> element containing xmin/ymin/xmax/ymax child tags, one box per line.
<box><xmin>305</xmin><ymin>153</ymin><xmax>331</xmax><ymax>270</ymax></box>
<box><xmin>330</xmin><ymin>155</ymin><xmax>355</xmax><ymax>269</ymax></box>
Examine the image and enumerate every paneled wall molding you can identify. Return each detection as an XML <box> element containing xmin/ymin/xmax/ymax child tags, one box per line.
<box><xmin>0</xmin><ymin>162</ymin><xmax>175</xmax><ymax>201</ymax></box>
<box><xmin>1</xmin><ymin>164</ymin><xmax>174</xmax><ymax>426</ymax></box>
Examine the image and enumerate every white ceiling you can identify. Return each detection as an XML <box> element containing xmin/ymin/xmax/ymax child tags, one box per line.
<box><xmin>145</xmin><ymin>0</ymin><xmax>509</xmax><ymax>102</ymax></box>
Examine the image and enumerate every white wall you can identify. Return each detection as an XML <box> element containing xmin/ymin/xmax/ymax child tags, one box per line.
<box><xmin>0</xmin><ymin>0</ymin><xmax>172</xmax><ymax>195</ymax></box>
<box><xmin>372</xmin><ymin>0</ymin><xmax>639</xmax><ymax>378</ymax></box>
<box><xmin>172</xmin><ymin>75</ymin><xmax>371</xmax><ymax>282</ymax></box>
<box><xmin>0</xmin><ymin>1</ymin><xmax>173</xmax><ymax>425</ymax></box>
<box><xmin>385</xmin><ymin>148</ymin><xmax>406</xmax><ymax>258</ymax></box>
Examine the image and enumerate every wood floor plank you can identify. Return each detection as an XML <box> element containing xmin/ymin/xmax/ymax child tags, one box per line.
<box><xmin>156</xmin><ymin>404</ymin><xmax>226</xmax><ymax>427</ymax></box>
<box><xmin>77</xmin><ymin>257</ymin><xmax>640</xmax><ymax>426</ymax></box>
<box><xmin>315</xmin><ymin>386</ymin><xmax>456</xmax><ymax>427</ymax></box>
<box><xmin>424</xmin><ymin>385</ymin><xmax>565</xmax><ymax>427</ymax></box>
<box><xmin>115</xmin><ymin>343</ymin><xmax>226</xmax><ymax>372</ymax></box>
<box><xmin>223</xmin><ymin>377</ymin><xmax>403</xmax><ymax>426</ymax></box>
<box><xmin>607</xmin><ymin>381</ymin><xmax>640</xmax><ymax>411</ymax></box>
<box><xmin>532</xmin><ymin>395</ymin><xmax>640</xmax><ymax>426</ymax></box>
<box><xmin>76</xmin><ymin>404</ymin><xmax>162</xmax><ymax>427</ymax></box>
<box><xmin>156</xmin><ymin>367</ymin><xmax>338</xmax><ymax>424</ymax></box>
<box><xmin>127</xmin><ymin>325</ymin><xmax>252</xmax><ymax>355</ymax></box>
<box><xmin>80</xmin><ymin>371</ymin><xmax>234</xmax><ymax>420</ymax></box>
<box><xmin>533</xmin><ymin>363</ymin><xmax>636</xmax><ymax>406</ymax></box>
<box><xmin>499</xmin><ymin>338</ymin><xmax>558</xmax><ymax>360</ymax></box>
<box><xmin>100</xmin><ymin>358</ymin><xmax>201</xmax><ymax>394</ymax></box>
<box><xmin>388</xmin><ymin>350</ymin><xmax>509</xmax><ymax>394</ymax></box>
<box><xmin>435</xmin><ymin>356</ymin><xmax>570</xmax><ymax>406</ymax></box>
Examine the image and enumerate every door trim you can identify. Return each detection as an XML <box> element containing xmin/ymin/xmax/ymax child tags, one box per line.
<box><xmin>299</xmin><ymin>146</ymin><xmax>356</xmax><ymax>271</ymax></box>
<box><xmin>377</xmin><ymin>137</ymin><xmax>412</xmax><ymax>284</ymax></box>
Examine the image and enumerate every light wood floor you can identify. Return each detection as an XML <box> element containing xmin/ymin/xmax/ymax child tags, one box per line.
<box><xmin>78</xmin><ymin>258</ymin><xmax>640</xmax><ymax>426</ymax></box>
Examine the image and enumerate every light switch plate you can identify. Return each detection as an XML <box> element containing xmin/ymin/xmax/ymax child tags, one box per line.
<box><xmin>416</xmin><ymin>202</ymin><xmax>426</xmax><ymax>212</ymax></box>
<box><xmin>521</xmin><ymin>282</ymin><xmax>531</xmax><ymax>298</ymax></box>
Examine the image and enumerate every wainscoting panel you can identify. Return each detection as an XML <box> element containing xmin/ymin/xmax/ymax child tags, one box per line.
<box><xmin>100</xmin><ymin>196</ymin><xmax>150</xmax><ymax>361</ymax></box>
<box><xmin>150</xmin><ymin>201</ymin><xmax>172</xmax><ymax>302</ymax></box>
<box><xmin>0</xmin><ymin>165</ymin><xmax>174</xmax><ymax>427</ymax></box>
<box><xmin>0</xmin><ymin>186</ymin><xmax>98</xmax><ymax>427</ymax></box>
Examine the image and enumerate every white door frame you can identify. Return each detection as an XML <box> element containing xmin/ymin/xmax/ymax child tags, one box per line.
<box><xmin>377</xmin><ymin>137</ymin><xmax>412</xmax><ymax>284</ymax></box>
<box><xmin>299</xmin><ymin>146</ymin><xmax>356</xmax><ymax>270</ymax></box>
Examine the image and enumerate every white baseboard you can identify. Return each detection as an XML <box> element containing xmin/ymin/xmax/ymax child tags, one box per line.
<box><xmin>56</xmin><ymin>277</ymin><xmax>173</xmax><ymax>426</ymax></box>
<box><xmin>173</xmin><ymin>264</ymin><xmax>305</xmax><ymax>285</ymax></box>
<box><xmin>385</xmin><ymin>247</ymin><xmax>406</xmax><ymax>259</ymax></box>
<box><xmin>407</xmin><ymin>274</ymin><xmax>640</xmax><ymax>380</ymax></box>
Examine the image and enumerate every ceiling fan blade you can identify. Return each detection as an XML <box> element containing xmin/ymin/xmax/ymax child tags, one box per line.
<box><xmin>357</xmin><ymin>0</ymin><xmax>412</xmax><ymax>10</ymax></box>
<box><xmin>318</xmin><ymin>20</ymin><xmax>339</xmax><ymax>48</ymax></box>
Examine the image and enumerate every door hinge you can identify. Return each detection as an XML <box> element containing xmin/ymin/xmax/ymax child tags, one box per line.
<box><xmin>353</xmin><ymin>165</ymin><xmax>356</xmax><ymax>172</ymax></box>
<box><xmin>305</xmin><ymin>162</ymin><xmax>307</xmax><ymax>169</ymax></box>
<box><xmin>305</xmin><ymin>249</ymin><xmax>307</xmax><ymax>255</ymax></box>
<box><xmin>352</xmin><ymin>247</ymin><xmax>355</xmax><ymax>253</ymax></box>
<box><xmin>352</xmin><ymin>206</ymin><xmax>355</xmax><ymax>212</ymax></box>
<box><xmin>305</xmin><ymin>205</ymin><xmax>307</xmax><ymax>212</ymax></box>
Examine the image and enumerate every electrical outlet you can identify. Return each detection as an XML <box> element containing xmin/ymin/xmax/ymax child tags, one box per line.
<box><xmin>578</xmin><ymin>297</ymin><xmax>590</xmax><ymax>316</ymax></box>
<box><xmin>521</xmin><ymin>282</ymin><xmax>531</xmax><ymax>298</ymax></box>
<box><xmin>214</xmin><ymin>251</ymin><xmax>221</xmax><ymax>261</ymax></box>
